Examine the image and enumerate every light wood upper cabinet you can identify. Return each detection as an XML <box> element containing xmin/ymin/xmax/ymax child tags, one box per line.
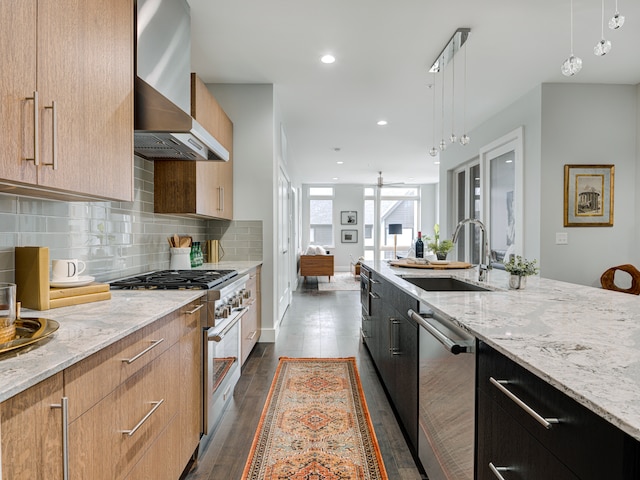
<box><xmin>0</xmin><ymin>0</ymin><xmax>134</xmax><ymax>202</ymax></box>
<box><xmin>1</xmin><ymin>373</ymin><xmax>65</xmax><ymax>480</ymax></box>
<box><xmin>154</xmin><ymin>74</ymin><xmax>233</xmax><ymax>219</ymax></box>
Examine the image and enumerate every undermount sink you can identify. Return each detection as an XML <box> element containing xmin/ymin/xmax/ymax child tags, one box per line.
<box><xmin>401</xmin><ymin>276</ymin><xmax>491</xmax><ymax>292</ymax></box>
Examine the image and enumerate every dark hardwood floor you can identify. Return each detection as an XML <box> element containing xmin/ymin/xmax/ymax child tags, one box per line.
<box><xmin>183</xmin><ymin>278</ymin><xmax>425</xmax><ymax>480</ymax></box>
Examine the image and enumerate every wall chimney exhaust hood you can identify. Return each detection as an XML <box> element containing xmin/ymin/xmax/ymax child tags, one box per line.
<box><xmin>134</xmin><ymin>0</ymin><xmax>229</xmax><ymax>162</ymax></box>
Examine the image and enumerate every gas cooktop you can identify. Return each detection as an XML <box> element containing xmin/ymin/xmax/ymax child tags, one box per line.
<box><xmin>110</xmin><ymin>270</ymin><xmax>237</xmax><ymax>290</ymax></box>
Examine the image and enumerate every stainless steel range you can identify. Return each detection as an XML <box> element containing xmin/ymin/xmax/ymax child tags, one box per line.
<box><xmin>110</xmin><ymin>269</ymin><xmax>252</xmax><ymax>436</ymax></box>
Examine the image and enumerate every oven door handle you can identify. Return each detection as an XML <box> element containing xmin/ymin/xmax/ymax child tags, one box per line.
<box><xmin>409</xmin><ymin>309</ymin><xmax>472</xmax><ymax>355</ymax></box>
<box><xmin>209</xmin><ymin>309</ymin><xmax>245</xmax><ymax>342</ymax></box>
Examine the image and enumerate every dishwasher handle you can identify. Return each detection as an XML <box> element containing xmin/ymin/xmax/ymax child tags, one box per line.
<box><xmin>408</xmin><ymin>309</ymin><xmax>471</xmax><ymax>355</ymax></box>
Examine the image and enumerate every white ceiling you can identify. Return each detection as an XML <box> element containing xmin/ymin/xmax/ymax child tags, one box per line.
<box><xmin>189</xmin><ymin>0</ymin><xmax>640</xmax><ymax>186</ymax></box>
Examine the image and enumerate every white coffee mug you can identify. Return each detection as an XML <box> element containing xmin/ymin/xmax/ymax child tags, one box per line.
<box><xmin>52</xmin><ymin>259</ymin><xmax>86</xmax><ymax>281</ymax></box>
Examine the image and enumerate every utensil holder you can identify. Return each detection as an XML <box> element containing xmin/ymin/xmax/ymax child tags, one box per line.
<box><xmin>170</xmin><ymin>248</ymin><xmax>191</xmax><ymax>270</ymax></box>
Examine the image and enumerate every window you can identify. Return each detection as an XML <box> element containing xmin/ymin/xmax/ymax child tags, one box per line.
<box><xmin>309</xmin><ymin>187</ymin><xmax>334</xmax><ymax>246</ymax></box>
<box><xmin>453</xmin><ymin>161</ymin><xmax>481</xmax><ymax>264</ymax></box>
<box><xmin>364</xmin><ymin>186</ymin><xmax>420</xmax><ymax>260</ymax></box>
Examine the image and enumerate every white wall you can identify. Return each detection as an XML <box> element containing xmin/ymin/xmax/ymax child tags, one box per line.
<box><xmin>440</xmin><ymin>82</ymin><xmax>639</xmax><ymax>287</ymax></box>
<box><xmin>540</xmin><ymin>84</ymin><xmax>638</xmax><ymax>286</ymax></box>
<box><xmin>206</xmin><ymin>83</ymin><xmax>279</xmax><ymax>341</ymax></box>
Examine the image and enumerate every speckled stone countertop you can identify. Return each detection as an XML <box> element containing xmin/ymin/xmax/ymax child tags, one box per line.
<box><xmin>0</xmin><ymin>261</ymin><xmax>262</xmax><ymax>403</ymax></box>
<box><xmin>364</xmin><ymin>259</ymin><xmax>640</xmax><ymax>442</ymax></box>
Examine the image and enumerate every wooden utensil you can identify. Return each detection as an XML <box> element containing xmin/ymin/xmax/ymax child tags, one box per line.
<box><xmin>173</xmin><ymin>234</ymin><xmax>180</xmax><ymax>248</ymax></box>
<box><xmin>179</xmin><ymin>236</ymin><xmax>190</xmax><ymax>248</ymax></box>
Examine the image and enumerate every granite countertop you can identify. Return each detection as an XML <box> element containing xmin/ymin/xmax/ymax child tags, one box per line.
<box><xmin>363</xmin><ymin>259</ymin><xmax>640</xmax><ymax>442</ymax></box>
<box><xmin>0</xmin><ymin>261</ymin><xmax>263</xmax><ymax>403</ymax></box>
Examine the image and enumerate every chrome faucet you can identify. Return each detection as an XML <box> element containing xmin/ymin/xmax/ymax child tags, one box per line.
<box><xmin>451</xmin><ymin>218</ymin><xmax>492</xmax><ymax>281</ymax></box>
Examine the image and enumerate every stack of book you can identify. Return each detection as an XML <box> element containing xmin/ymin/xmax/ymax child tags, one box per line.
<box><xmin>15</xmin><ymin>246</ymin><xmax>111</xmax><ymax>311</ymax></box>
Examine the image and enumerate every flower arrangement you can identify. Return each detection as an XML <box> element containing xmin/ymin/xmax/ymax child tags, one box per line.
<box><xmin>426</xmin><ymin>224</ymin><xmax>454</xmax><ymax>259</ymax></box>
<box><xmin>504</xmin><ymin>255</ymin><xmax>539</xmax><ymax>277</ymax></box>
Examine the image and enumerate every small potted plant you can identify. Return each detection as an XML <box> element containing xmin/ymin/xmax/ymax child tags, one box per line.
<box><xmin>427</xmin><ymin>224</ymin><xmax>454</xmax><ymax>261</ymax></box>
<box><xmin>504</xmin><ymin>255</ymin><xmax>539</xmax><ymax>289</ymax></box>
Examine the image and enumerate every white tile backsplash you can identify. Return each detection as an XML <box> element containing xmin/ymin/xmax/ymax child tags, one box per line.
<box><xmin>0</xmin><ymin>157</ymin><xmax>262</xmax><ymax>283</ymax></box>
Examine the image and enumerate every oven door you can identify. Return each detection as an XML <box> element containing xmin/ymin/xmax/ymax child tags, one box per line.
<box><xmin>202</xmin><ymin>311</ymin><xmax>243</xmax><ymax>435</ymax></box>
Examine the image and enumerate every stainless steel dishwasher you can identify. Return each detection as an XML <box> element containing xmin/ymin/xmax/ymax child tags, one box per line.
<box><xmin>408</xmin><ymin>308</ymin><xmax>475</xmax><ymax>480</ymax></box>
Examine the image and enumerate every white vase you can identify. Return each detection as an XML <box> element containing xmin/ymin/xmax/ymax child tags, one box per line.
<box><xmin>509</xmin><ymin>274</ymin><xmax>526</xmax><ymax>290</ymax></box>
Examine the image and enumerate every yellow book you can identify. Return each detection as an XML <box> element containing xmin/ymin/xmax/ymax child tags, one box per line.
<box><xmin>49</xmin><ymin>283</ymin><xmax>110</xmax><ymax>300</ymax></box>
<box><xmin>49</xmin><ymin>291</ymin><xmax>112</xmax><ymax>309</ymax></box>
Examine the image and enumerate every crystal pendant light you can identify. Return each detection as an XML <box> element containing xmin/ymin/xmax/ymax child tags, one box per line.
<box><xmin>429</xmin><ymin>75</ymin><xmax>438</xmax><ymax>157</ymax></box>
<box><xmin>561</xmin><ymin>0</ymin><xmax>582</xmax><ymax>76</ymax></box>
<box><xmin>459</xmin><ymin>42</ymin><xmax>470</xmax><ymax>146</ymax></box>
<box><xmin>449</xmin><ymin>43</ymin><xmax>457</xmax><ymax>144</ymax></box>
<box><xmin>594</xmin><ymin>0</ymin><xmax>612</xmax><ymax>55</ymax></box>
<box><xmin>609</xmin><ymin>0</ymin><xmax>625</xmax><ymax>29</ymax></box>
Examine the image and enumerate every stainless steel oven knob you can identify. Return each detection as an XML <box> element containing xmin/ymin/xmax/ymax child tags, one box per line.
<box><xmin>242</xmin><ymin>289</ymin><xmax>251</xmax><ymax>299</ymax></box>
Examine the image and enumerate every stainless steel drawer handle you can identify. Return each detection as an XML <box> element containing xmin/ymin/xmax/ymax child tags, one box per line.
<box><xmin>185</xmin><ymin>304</ymin><xmax>204</xmax><ymax>315</ymax></box>
<box><xmin>122</xmin><ymin>338</ymin><xmax>165</xmax><ymax>364</ymax></box>
<box><xmin>489</xmin><ymin>462</ymin><xmax>509</xmax><ymax>480</ymax></box>
<box><xmin>370</xmin><ymin>279</ymin><xmax>381</xmax><ymax>284</ymax></box>
<box><xmin>51</xmin><ymin>397</ymin><xmax>69</xmax><ymax>480</ymax></box>
<box><xmin>489</xmin><ymin>377</ymin><xmax>560</xmax><ymax>429</ymax></box>
<box><xmin>247</xmin><ymin>331</ymin><xmax>257</xmax><ymax>340</ymax></box>
<box><xmin>25</xmin><ymin>91</ymin><xmax>39</xmax><ymax>166</ymax></box>
<box><xmin>369</xmin><ymin>292</ymin><xmax>380</xmax><ymax>299</ymax></box>
<box><xmin>43</xmin><ymin>101</ymin><xmax>57</xmax><ymax>170</ymax></box>
<box><xmin>121</xmin><ymin>399</ymin><xmax>164</xmax><ymax>436</ymax></box>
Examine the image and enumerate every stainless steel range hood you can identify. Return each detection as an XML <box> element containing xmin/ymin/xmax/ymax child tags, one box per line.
<box><xmin>134</xmin><ymin>0</ymin><xmax>229</xmax><ymax>161</ymax></box>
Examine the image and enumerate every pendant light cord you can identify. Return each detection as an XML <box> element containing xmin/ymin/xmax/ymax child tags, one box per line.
<box><xmin>570</xmin><ymin>0</ymin><xmax>574</xmax><ymax>54</ymax></box>
<box><xmin>451</xmin><ymin>42</ymin><xmax>455</xmax><ymax>136</ymax></box>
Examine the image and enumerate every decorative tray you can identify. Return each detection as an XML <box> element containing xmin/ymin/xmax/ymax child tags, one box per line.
<box><xmin>0</xmin><ymin>318</ymin><xmax>60</xmax><ymax>354</ymax></box>
<box><xmin>389</xmin><ymin>259</ymin><xmax>473</xmax><ymax>269</ymax></box>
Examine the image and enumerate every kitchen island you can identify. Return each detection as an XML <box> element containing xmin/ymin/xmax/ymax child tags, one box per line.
<box><xmin>363</xmin><ymin>259</ymin><xmax>640</xmax><ymax>479</ymax></box>
<box><xmin>364</xmin><ymin>259</ymin><xmax>640</xmax><ymax>442</ymax></box>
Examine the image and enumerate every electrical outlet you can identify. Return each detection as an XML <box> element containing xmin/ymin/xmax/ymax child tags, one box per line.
<box><xmin>556</xmin><ymin>232</ymin><xmax>568</xmax><ymax>245</ymax></box>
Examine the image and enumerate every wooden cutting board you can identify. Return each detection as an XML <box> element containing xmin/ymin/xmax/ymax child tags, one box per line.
<box><xmin>390</xmin><ymin>260</ymin><xmax>472</xmax><ymax>270</ymax></box>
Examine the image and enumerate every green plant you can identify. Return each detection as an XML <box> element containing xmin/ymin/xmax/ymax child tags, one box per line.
<box><xmin>426</xmin><ymin>224</ymin><xmax>454</xmax><ymax>255</ymax></box>
<box><xmin>504</xmin><ymin>255</ymin><xmax>539</xmax><ymax>276</ymax></box>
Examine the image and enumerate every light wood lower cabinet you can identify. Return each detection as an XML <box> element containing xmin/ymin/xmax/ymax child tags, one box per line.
<box><xmin>1</xmin><ymin>373</ymin><xmax>65</xmax><ymax>480</ymax></box>
<box><xmin>0</xmin><ymin>298</ymin><xmax>203</xmax><ymax>480</ymax></box>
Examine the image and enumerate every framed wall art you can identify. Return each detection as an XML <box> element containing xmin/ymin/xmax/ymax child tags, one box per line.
<box><xmin>341</xmin><ymin>230</ymin><xmax>358</xmax><ymax>243</ymax></box>
<box><xmin>341</xmin><ymin>211</ymin><xmax>357</xmax><ymax>225</ymax></box>
<box><xmin>564</xmin><ymin>164</ymin><xmax>614</xmax><ymax>227</ymax></box>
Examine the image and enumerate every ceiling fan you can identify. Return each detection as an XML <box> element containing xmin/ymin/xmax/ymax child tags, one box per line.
<box><xmin>376</xmin><ymin>171</ymin><xmax>405</xmax><ymax>188</ymax></box>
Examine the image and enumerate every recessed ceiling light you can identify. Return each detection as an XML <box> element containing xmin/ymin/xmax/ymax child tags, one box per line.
<box><xmin>321</xmin><ymin>54</ymin><xmax>335</xmax><ymax>64</ymax></box>
<box><xmin>434</xmin><ymin>161</ymin><xmax>441</xmax><ymax>165</ymax></box>
<box><xmin>337</xmin><ymin>161</ymin><xmax>344</xmax><ymax>165</ymax></box>
<box><xmin>332</xmin><ymin>177</ymin><xmax>339</xmax><ymax>181</ymax></box>
<box><xmin>377</xmin><ymin>120</ymin><xmax>388</xmax><ymax>126</ymax></box>
<box><xmin>506</xmin><ymin>159</ymin><xmax>513</xmax><ymax>163</ymax></box>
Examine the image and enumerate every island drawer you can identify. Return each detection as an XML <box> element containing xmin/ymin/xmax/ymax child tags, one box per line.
<box><xmin>476</xmin><ymin>389</ymin><xmax>580</xmax><ymax>480</ymax></box>
<box><xmin>477</xmin><ymin>340</ymin><xmax>635</xmax><ymax>479</ymax></box>
<box><xmin>65</xmin><ymin>308</ymin><xmax>182</xmax><ymax>422</ymax></box>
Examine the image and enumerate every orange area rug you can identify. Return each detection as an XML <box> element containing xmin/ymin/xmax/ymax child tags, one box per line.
<box><xmin>241</xmin><ymin>357</ymin><xmax>388</xmax><ymax>480</ymax></box>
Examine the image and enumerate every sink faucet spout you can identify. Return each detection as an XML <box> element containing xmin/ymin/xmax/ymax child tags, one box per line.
<box><xmin>452</xmin><ymin>218</ymin><xmax>492</xmax><ymax>281</ymax></box>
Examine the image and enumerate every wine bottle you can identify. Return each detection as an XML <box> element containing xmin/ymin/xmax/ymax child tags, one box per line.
<box><xmin>415</xmin><ymin>232</ymin><xmax>424</xmax><ymax>258</ymax></box>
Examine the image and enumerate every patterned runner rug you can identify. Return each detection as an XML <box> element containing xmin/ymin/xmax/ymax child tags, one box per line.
<box><xmin>241</xmin><ymin>357</ymin><xmax>388</xmax><ymax>480</ymax></box>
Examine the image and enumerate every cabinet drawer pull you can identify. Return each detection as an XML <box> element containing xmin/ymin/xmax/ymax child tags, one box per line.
<box><xmin>185</xmin><ymin>304</ymin><xmax>204</xmax><ymax>315</ymax></box>
<box><xmin>121</xmin><ymin>399</ymin><xmax>164</xmax><ymax>436</ymax></box>
<box><xmin>369</xmin><ymin>292</ymin><xmax>380</xmax><ymax>299</ymax></box>
<box><xmin>25</xmin><ymin>91</ymin><xmax>39</xmax><ymax>166</ymax></box>
<box><xmin>370</xmin><ymin>279</ymin><xmax>381</xmax><ymax>284</ymax></box>
<box><xmin>43</xmin><ymin>101</ymin><xmax>57</xmax><ymax>170</ymax></box>
<box><xmin>122</xmin><ymin>338</ymin><xmax>165</xmax><ymax>364</ymax></box>
<box><xmin>489</xmin><ymin>377</ymin><xmax>560</xmax><ymax>429</ymax></box>
<box><xmin>247</xmin><ymin>331</ymin><xmax>257</xmax><ymax>340</ymax></box>
<box><xmin>489</xmin><ymin>462</ymin><xmax>509</xmax><ymax>480</ymax></box>
<box><xmin>51</xmin><ymin>397</ymin><xmax>69</xmax><ymax>480</ymax></box>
